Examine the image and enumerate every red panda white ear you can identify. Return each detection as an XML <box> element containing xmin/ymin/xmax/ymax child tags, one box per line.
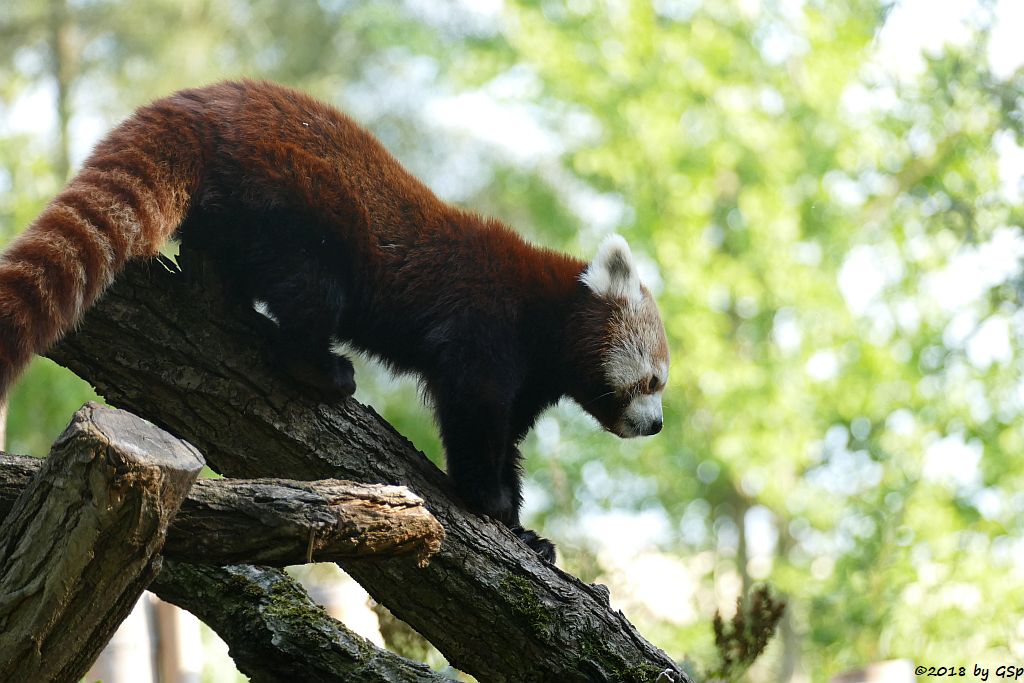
<box><xmin>581</xmin><ymin>234</ymin><xmax>643</xmax><ymax>304</ymax></box>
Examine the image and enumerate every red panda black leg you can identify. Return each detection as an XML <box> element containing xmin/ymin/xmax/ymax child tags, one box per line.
<box><xmin>179</xmin><ymin>206</ymin><xmax>357</xmax><ymax>399</ymax></box>
<box><xmin>501</xmin><ymin>447</ymin><xmax>557</xmax><ymax>562</ymax></box>
<box><xmin>266</xmin><ymin>289</ymin><xmax>354</xmax><ymax>399</ymax></box>
<box><xmin>242</xmin><ymin>241</ymin><xmax>356</xmax><ymax>398</ymax></box>
<box><xmin>437</xmin><ymin>395</ymin><xmax>557</xmax><ymax>562</ymax></box>
<box><xmin>437</xmin><ymin>397</ymin><xmax>518</xmax><ymax>523</ymax></box>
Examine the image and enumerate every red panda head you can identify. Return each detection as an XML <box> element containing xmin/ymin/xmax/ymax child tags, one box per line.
<box><xmin>572</xmin><ymin>235</ymin><xmax>670</xmax><ymax>438</ymax></box>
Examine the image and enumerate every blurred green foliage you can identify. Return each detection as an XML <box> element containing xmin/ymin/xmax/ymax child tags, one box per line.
<box><xmin>2</xmin><ymin>0</ymin><xmax>1022</xmax><ymax>680</ymax></box>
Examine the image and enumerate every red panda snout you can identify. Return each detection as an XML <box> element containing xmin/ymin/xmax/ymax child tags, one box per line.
<box><xmin>577</xmin><ymin>374</ymin><xmax>666</xmax><ymax>439</ymax></box>
<box><xmin>615</xmin><ymin>392</ymin><xmax>665</xmax><ymax>438</ymax></box>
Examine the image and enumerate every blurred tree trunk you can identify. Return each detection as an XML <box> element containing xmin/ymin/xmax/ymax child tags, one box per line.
<box><xmin>48</xmin><ymin>255</ymin><xmax>691</xmax><ymax>682</ymax></box>
<box><xmin>151</xmin><ymin>595</ymin><xmax>204</xmax><ymax>683</ymax></box>
<box><xmin>85</xmin><ymin>597</ymin><xmax>157</xmax><ymax>683</ymax></box>
<box><xmin>47</xmin><ymin>0</ymin><xmax>73</xmax><ymax>182</ymax></box>
<box><xmin>735</xmin><ymin>495</ymin><xmax>751</xmax><ymax>596</ymax></box>
<box><xmin>777</xmin><ymin>532</ymin><xmax>800</xmax><ymax>683</ymax></box>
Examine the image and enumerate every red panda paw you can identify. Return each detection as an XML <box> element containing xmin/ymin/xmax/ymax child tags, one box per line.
<box><xmin>281</xmin><ymin>352</ymin><xmax>357</xmax><ymax>400</ymax></box>
<box><xmin>511</xmin><ymin>526</ymin><xmax>557</xmax><ymax>563</ymax></box>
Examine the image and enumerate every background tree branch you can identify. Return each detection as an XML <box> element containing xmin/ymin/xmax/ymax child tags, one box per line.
<box><xmin>48</xmin><ymin>255</ymin><xmax>690</xmax><ymax>682</ymax></box>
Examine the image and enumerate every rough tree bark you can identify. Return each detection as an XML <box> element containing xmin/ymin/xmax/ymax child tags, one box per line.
<box><xmin>49</xmin><ymin>256</ymin><xmax>690</xmax><ymax>683</ymax></box>
<box><xmin>0</xmin><ymin>426</ymin><xmax>450</xmax><ymax>680</ymax></box>
<box><xmin>0</xmin><ymin>454</ymin><xmax>443</xmax><ymax>567</ymax></box>
<box><xmin>171</xmin><ymin>477</ymin><xmax>443</xmax><ymax>566</ymax></box>
<box><xmin>0</xmin><ymin>403</ymin><xmax>203</xmax><ymax>683</ymax></box>
<box><xmin>151</xmin><ymin>561</ymin><xmax>455</xmax><ymax>683</ymax></box>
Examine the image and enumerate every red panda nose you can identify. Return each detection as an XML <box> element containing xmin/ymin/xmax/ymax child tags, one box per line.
<box><xmin>646</xmin><ymin>418</ymin><xmax>663</xmax><ymax>436</ymax></box>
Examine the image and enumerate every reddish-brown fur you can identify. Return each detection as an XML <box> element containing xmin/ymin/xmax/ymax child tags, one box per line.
<box><xmin>0</xmin><ymin>81</ymin><xmax>665</xmax><ymax>561</ymax></box>
<box><xmin>0</xmin><ymin>81</ymin><xmax>591</xmax><ymax>393</ymax></box>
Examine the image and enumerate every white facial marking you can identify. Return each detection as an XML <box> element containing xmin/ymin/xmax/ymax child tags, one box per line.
<box><xmin>604</xmin><ymin>294</ymin><xmax>668</xmax><ymax>390</ymax></box>
<box><xmin>582</xmin><ymin>235</ymin><xmax>669</xmax><ymax>393</ymax></box>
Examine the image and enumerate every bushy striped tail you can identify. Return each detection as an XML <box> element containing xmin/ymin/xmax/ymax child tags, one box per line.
<box><xmin>0</xmin><ymin>94</ymin><xmax>203</xmax><ymax>397</ymax></box>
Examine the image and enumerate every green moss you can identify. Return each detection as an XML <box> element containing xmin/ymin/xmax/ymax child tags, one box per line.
<box><xmin>499</xmin><ymin>574</ymin><xmax>554</xmax><ymax>635</ymax></box>
<box><xmin>576</xmin><ymin>631</ymin><xmax>668</xmax><ymax>683</ymax></box>
<box><xmin>255</xmin><ymin>569</ymin><xmax>381</xmax><ymax>663</ymax></box>
<box><xmin>225</xmin><ymin>572</ymin><xmax>265</xmax><ymax>601</ymax></box>
<box><xmin>262</xmin><ymin>574</ymin><xmax>328</xmax><ymax>624</ymax></box>
<box><xmin>498</xmin><ymin>574</ymin><xmax>676</xmax><ymax>681</ymax></box>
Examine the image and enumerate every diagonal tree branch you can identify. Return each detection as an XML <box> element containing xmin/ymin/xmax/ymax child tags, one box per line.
<box><xmin>48</xmin><ymin>255</ymin><xmax>690</xmax><ymax>683</ymax></box>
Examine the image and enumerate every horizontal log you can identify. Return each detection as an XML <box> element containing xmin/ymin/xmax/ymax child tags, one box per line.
<box><xmin>0</xmin><ymin>455</ymin><xmax>443</xmax><ymax>567</ymax></box>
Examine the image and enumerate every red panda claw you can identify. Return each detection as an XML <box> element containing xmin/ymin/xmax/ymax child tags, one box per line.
<box><xmin>511</xmin><ymin>526</ymin><xmax>557</xmax><ymax>563</ymax></box>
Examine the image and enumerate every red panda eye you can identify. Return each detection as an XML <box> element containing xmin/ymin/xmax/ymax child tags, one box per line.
<box><xmin>646</xmin><ymin>376</ymin><xmax>659</xmax><ymax>393</ymax></box>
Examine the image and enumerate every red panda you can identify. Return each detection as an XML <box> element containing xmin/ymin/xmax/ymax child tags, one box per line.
<box><xmin>0</xmin><ymin>80</ymin><xmax>669</xmax><ymax>561</ymax></box>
